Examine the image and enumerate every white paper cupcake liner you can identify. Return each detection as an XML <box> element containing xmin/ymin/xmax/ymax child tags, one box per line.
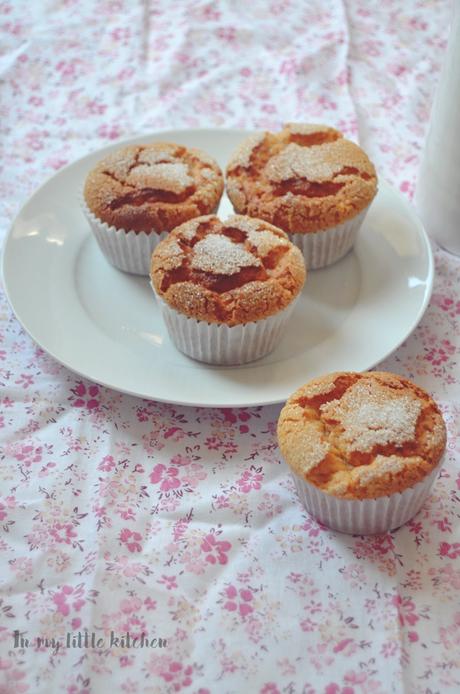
<box><xmin>289</xmin><ymin>206</ymin><xmax>369</xmax><ymax>270</ymax></box>
<box><xmin>81</xmin><ymin>198</ymin><xmax>168</xmax><ymax>275</ymax></box>
<box><xmin>291</xmin><ymin>455</ymin><xmax>444</xmax><ymax>535</ymax></box>
<box><xmin>153</xmin><ymin>291</ymin><xmax>298</xmax><ymax>365</ymax></box>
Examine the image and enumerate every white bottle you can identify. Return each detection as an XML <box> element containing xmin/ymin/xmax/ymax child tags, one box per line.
<box><xmin>416</xmin><ymin>4</ymin><xmax>460</xmax><ymax>255</ymax></box>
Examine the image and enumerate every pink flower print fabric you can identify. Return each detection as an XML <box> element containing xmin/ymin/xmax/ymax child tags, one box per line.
<box><xmin>0</xmin><ymin>1</ymin><xmax>459</xmax><ymax>692</ymax></box>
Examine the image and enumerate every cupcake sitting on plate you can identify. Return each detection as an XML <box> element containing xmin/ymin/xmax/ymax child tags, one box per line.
<box><xmin>150</xmin><ymin>214</ymin><xmax>306</xmax><ymax>365</ymax></box>
<box><xmin>226</xmin><ymin>123</ymin><xmax>378</xmax><ymax>269</ymax></box>
<box><xmin>277</xmin><ymin>371</ymin><xmax>446</xmax><ymax>534</ymax></box>
<box><xmin>82</xmin><ymin>142</ymin><xmax>224</xmax><ymax>275</ymax></box>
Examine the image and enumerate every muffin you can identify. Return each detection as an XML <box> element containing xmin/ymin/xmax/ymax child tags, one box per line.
<box><xmin>277</xmin><ymin>371</ymin><xmax>446</xmax><ymax>534</ymax></box>
<box><xmin>150</xmin><ymin>214</ymin><xmax>306</xmax><ymax>364</ymax></box>
<box><xmin>226</xmin><ymin>123</ymin><xmax>377</xmax><ymax>269</ymax></box>
<box><xmin>82</xmin><ymin>142</ymin><xmax>224</xmax><ymax>275</ymax></box>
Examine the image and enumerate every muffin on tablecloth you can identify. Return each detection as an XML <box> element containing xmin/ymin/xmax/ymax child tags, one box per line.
<box><xmin>226</xmin><ymin>123</ymin><xmax>377</xmax><ymax>269</ymax></box>
<box><xmin>150</xmin><ymin>214</ymin><xmax>306</xmax><ymax>365</ymax></box>
<box><xmin>277</xmin><ymin>371</ymin><xmax>446</xmax><ymax>534</ymax></box>
<box><xmin>82</xmin><ymin>142</ymin><xmax>224</xmax><ymax>275</ymax></box>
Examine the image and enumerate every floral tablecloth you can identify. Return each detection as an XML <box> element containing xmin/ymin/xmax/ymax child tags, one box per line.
<box><xmin>1</xmin><ymin>1</ymin><xmax>459</xmax><ymax>693</ymax></box>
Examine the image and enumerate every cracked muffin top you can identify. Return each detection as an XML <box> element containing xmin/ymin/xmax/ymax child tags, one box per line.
<box><xmin>150</xmin><ymin>214</ymin><xmax>306</xmax><ymax>326</ymax></box>
<box><xmin>83</xmin><ymin>142</ymin><xmax>224</xmax><ymax>233</ymax></box>
<box><xmin>226</xmin><ymin>123</ymin><xmax>377</xmax><ymax>233</ymax></box>
<box><xmin>277</xmin><ymin>371</ymin><xmax>446</xmax><ymax>499</ymax></box>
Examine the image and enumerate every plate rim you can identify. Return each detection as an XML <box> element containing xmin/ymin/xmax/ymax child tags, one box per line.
<box><xmin>1</xmin><ymin>127</ymin><xmax>434</xmax><ymax>408</ymax></box>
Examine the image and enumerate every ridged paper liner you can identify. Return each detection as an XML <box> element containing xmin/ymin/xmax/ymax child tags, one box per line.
<box><xmin>81</xmin><ymin>197</ymin><xmax>168</xmax><ymax>276</ymax></box>
<box><xmin>288</xmin><ymin>207</ymin><xmax>369</xmax><ymax>270</ymax></box>
<box><xmin>153</xmin><ymin>289</ymin><xmax>298</xmax><ymax>365</ymax></box>
<box><xmin>291</xmin><ymin>456</ymin><xmax>444</xmax><ymax>535</ymax></box>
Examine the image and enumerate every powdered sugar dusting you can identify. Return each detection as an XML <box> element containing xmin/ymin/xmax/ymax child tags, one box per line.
<box><xmin>128</xmin><ymin>162</ymin><xmax>193</xmax><ymax>193</ymax></box>
<box><xmin>265</xmin><ymin>139</ymin><xmax>371</xmax><ymax>183</ymax></box>
<box><xmin>157</xmin><ymin>239</ymin><xmax>184</xmax><ymax>270</ymax></box>
<box><xmin>191</xmin><ymin>234</ymin><xmax>261</xmax><ymax>275</ymax></box>
<box><xmin>265</xmin><ymin>142</ymin><xmax>341</xmax><ymax>182</ymax></box>
<box><xmin>299</xmin><ymin>377</ymin><xmax>341</xmax><ymax>399</ymax></box>
<box><xmin>138</xmin><ymin>148</ymin><xmax>176</xmax><ymax>165</ymax></box>
<box><xmin>247</xmin><ymin>228</ymin><xmax>288</xmax><ymax>256</ymax></box>
<box><xmin>354</xmin><ymin>455</ymin><xmax>415</xmax><ymax>484</ymax></box>
<box><xmin>180</xmin><ymin>218</ymin><xmax>206</xmax><ymax>240</ymax></box>
<box><xmin>228</xmin><ymin>131</ymin><xmax>266</xmax><ymax>169</ymax></box>
<box><xmin>98</xmin><ymin>144</ymin><xmax>196</xmax><ymax>194</ymax></box>
<box><xmin>226</xmin><ymin>215</ymin><xmax>259</xmax><ymax>234</ymax></box>
<box><xmin>320</xmin><ymin>379</ymin><xmax>422</xmax><ymax>453</ymax></box>
<box><xmin>289</xmin><ymin>424</ymin><xmax>330</xmax><ymax>475</ymax></box>
<box><xmin>226</xmin><ymin>215</ymin><xmax>289</xmax><ymax>254</ymax></box>
<box><xmin>285</xmin><ymin>122</ymin><xmax>340</xmax><ymax>137</ymax></box>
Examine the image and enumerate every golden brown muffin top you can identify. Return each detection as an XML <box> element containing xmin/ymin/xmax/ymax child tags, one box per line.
<box><xmin>83</xmin><ymin>142</ymin><xmax>224</xmax><ymax>234</ymax></box>
<box><xmin>226</xmin><ymin>123</ymin><xmax>377</xmax><ymax>233</ymax></box>
<box><xmin>150</xmin><ymin>214</ymin><xmax>306</xmax><ymax>326</ymax></box>
<box><xmin>277</xmin><ymin>371</ymin><xmax>446</xmax><ymax>499</ymax></box>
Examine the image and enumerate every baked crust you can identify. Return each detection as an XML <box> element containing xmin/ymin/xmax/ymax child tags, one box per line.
<box><xmin>150</xmin><ymin>214</ymin><xmax>306</xmax><ymax>326</ymax></box>
<box><xmin>277</xmin><ymin>371</ymin><xmax>446</xmax><ymax>499</ymax></box>
<box><xmin>226</xmin><ymin>123</ymin><xmax>377</xmax><ymax>233</ymax></box>
<box><xmin>84</xmin><ymin>142</ymin><xmax>224</xmax><ymax>233</ymax></box>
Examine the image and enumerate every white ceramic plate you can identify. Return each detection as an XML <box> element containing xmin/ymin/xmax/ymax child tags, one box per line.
<box><xmin>2</xmin><ymin>129</ymin><xmax>433</xmax><ymax>407</ymax></box>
